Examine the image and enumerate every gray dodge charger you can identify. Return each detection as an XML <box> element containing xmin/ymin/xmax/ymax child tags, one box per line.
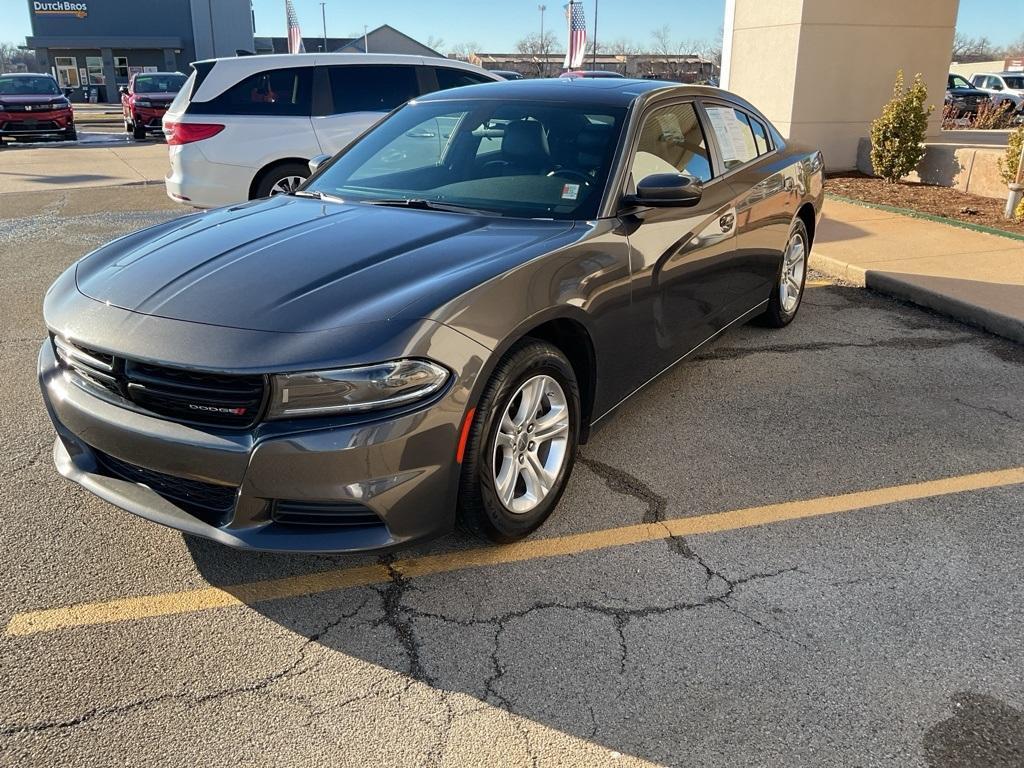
<box><xmin>40</xmin><ymin>78</ymin><xmax>824</xmax><ymax>552</ymax></box>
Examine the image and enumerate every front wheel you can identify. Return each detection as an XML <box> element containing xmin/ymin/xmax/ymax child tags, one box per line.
<box><xmin>757</xmin><ymin>218</ymin><xmax>809</xmax><ymax>328</ymax></box>
<box><xmin>459</xmin><ymin>340</ymin><xmax>580</xmax><ymax>543</ymax></box>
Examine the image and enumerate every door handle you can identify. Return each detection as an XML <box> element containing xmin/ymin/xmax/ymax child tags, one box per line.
<box><xmin>719</xmin><ymin>213</ymin><xmax>735</xmax><ymax>232</ymax></box>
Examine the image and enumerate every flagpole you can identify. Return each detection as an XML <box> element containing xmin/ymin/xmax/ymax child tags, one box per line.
<box><xmin>592</xmin><ymin>0</ymin><xmax>598</xmax><ymax>70</ymax></box>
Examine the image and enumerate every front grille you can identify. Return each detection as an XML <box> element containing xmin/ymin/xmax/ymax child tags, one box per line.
<box><xmin>271</xmin><ymin>500</ymin><xmax>384</xmax><ymax>528</ymax></box>
<box><xmin>1</xmin><ymin>120</ymin><xmax>60</xmax><ymax>132</ymax></box>
<box><xmin>93</xmin><ymin>448</ymin><xmax>237</xmax><ymax>524</ymax></box>
<box><xmin>54</xmin><ymin>336</ymin><xmax>267</xmax><ymax>429</ymax></box>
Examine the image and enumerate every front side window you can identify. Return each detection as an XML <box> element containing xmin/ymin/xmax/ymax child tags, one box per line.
<box><xmin>950</xmin><ymin>75</ymin><xmax>971</xmax><ymax>89</ymax></box>
<box><xmin>704</xmin><ymin>105</ymin><xmax>759</xmax><ymax>170</ymax></box>
<box><xmin>327</xmin><ymin>65</ymin><xmax>419</xmax><ymax>114</ymax></box>
<box><xmin>630</xmin><ymin>102</ymin><xmax>712</xmax><ymax>184</ymax></box>
<box><xmin>307</xmin><ymin>98</ymin><xmax>626</xmax><ymax>220</ymax></box>
<box><xmin>196</xmin><ymin>67</ymin><xmax>312</xmax><ymax>116</ymax></box>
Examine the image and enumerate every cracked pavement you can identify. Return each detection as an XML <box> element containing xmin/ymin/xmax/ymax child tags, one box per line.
<box><xmin>2</xmin><ymin>186</ymin><xmax>1024</xmax><ymax>767</ymax></box>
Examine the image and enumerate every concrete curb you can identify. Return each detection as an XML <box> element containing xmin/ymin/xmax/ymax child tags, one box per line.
<box><xmin>810</xmin><ymin>253</ymin><xmax>1024</xmax><ymax>344</ymax></box>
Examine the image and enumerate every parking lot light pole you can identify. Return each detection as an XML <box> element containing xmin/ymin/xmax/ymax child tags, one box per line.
<box><xmin>320</xmin><ymin>2</ymin><xmax>327</xmax><ymax>53</ymax></box>
<box><xmin>538</xmin><ymin>5</ymin><xmax>546</xmax><ymax>77</ymax></box>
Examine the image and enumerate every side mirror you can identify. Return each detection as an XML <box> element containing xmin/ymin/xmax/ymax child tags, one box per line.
<box><xmin>308</xmin><ymin>153</ymin><xmax>331</xmax><ymax>175</ymax></box>
<box><xmin>625</xmin><ymin>173</ymin><xmax>703</xmax><ymax>208</ymax></box>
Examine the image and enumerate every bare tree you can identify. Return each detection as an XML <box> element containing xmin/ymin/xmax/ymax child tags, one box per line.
<box><xmin>515</xmin><ymin>31</ymin><xmax>561</xmax><ymax>77</ymax></box>
<box><xmin>607</xmin><ymin>37</ymin><xmax>642</xmax><ymax>56</ymax></box>
<box><xmin>1005</xmin><ymin>33</ymin><xmax>1024</xmax><ymax>58</ymax></box>
<box><xmin>447</xmin><ymin>41</ymin><xmax>481</xmax><ymax>61</ymax></box>
<box><xmin>0</xmin><ymin>42</ymin><xmax>36</xmax><ymax>73</ymax></box>
<box><xmin>951</xmin><ymin>32</ymin><xmax>998</xmax><ymax>62</ymax></box>
<box><xmin>425</xmin><ymin>36</ymin><xmax>445</xmax><ymax>53</ymax></box>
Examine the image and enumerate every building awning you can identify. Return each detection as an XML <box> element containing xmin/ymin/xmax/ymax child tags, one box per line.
<box><xmin>26</xmin><ymin>36</ymin><xmax>184</xmax><ymax>50</ymax></box>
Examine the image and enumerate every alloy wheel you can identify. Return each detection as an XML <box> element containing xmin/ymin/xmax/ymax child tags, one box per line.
<box><xmin>492</xmin><ymin>374</ymin><xmax>570</xmax><ymax>514</ymax></box>
<box><xmin>780</xmin><ymin>230</ymin><xmax>806</xmax><ymax>313</ymax></box>
<box><xmin>269</xmin><ymin>175</ymin><xmax>305</xmax><ymax>195</ymax></box>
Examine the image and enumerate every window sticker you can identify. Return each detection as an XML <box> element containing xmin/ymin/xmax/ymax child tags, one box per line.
<box><xmin>561</xmin><ymin>183</ymin><xmax>581</xmax><ymax>200</ymax></box>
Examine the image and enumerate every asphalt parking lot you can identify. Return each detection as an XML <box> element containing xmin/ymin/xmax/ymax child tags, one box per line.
<box><xmin>1</xmin><ymin>185</ymin><xmax>1023</xmax><ymax>767</ymax></box>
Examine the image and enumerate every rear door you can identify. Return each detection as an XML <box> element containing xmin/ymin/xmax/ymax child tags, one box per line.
<box><xmin>312</xmin><ymin>64</ymin><xmax>420</xmax><ymax>154</ymax></box>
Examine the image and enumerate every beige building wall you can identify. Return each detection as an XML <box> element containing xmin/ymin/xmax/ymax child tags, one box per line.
<box><xmin>722</xmin><ymin>0</ymin><xmax>960</xmax><ymax>170</ymax></box>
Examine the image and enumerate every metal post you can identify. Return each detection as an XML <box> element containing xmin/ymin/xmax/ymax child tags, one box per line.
<box><xmin>364</xmin><ymin>25</ymin><xmax>369</xmax><ymax>53</ymax></box>
<box><xmin>538</xmin><ymin>5</ymin><xmax>546</xmax><ymax>77</ymax></box>
<box><xmin>320</xmin><ymin>2</ymin><xmax>327</xmax><ymax>53</ymax></box>
<box><xmin>592</xmin><ymin>0</ymin><xmax>598</xmax><ymax>70</ymax></box>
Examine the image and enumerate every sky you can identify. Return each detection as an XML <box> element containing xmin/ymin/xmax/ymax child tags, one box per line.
<box><xmin>4</xmin><ymin>0</ymin><xmax>1021</xmax><ymax>53</ymax></box>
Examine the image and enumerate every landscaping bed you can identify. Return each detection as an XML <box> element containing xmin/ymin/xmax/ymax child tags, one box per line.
<box><xmin>826</xmin><ymin>172</ymin><xmax>1024</xmax><ymax>237</ymax></box>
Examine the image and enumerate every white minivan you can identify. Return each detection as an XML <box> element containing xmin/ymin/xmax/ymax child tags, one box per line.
<box><xmin>163</xmin><ymin>53</ymin><xmax>501</xmax><ymax>208</ymax></box>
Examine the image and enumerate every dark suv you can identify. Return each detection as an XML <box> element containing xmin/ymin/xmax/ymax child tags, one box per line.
<box><xmin>0</xmin><ymin>73</ymin><xmax>75</xmax><ymax>144</ymax></box>
<box><xmin>945</xmin><ymin>73</ymin><xmax>989</xmax><ymax>116</ymax></box>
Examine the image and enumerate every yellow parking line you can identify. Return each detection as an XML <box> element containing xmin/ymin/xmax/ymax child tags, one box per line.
<box><xmin>7</xmin><ymin>466</ymin><xmax>1024</xmax><ymax>637</ymax></box>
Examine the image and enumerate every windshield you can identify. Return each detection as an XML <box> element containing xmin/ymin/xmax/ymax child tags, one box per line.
<box><xmin>0</xmin><ymin>75</ymin><xmax>60</xmax><ymax>96</ymax></box>
<box><xmin>306</xmin><ymin>98</ymin><xmax>627</xmax><ymax>220</ymax></box>
<box><xmin>1004</xmin><ymin>76</ymin><xmax>1024</xmax><ymax>89</ymax></box>
<box><xmin>133</xmin><ymin>74</ymin><xmax>187</xmax><ymax>93</ymax></box>
<box><xmin>949</xmin><ymin>75</ymin><xmax>972</xmax><ymax>89</ymax></box>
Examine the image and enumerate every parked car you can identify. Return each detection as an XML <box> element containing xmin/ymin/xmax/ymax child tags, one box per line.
<box><xmin>163</xmin><ymin>53</ymin><xmax>502</xmax><ymax>207</ymax></box>
<box><xmin>0</xmin><ymin>72</ymin><xmax>75</xmax><ymax>144</ymax></box>
<box><xmin>968</xmin><ymin>72</ymin><xmax>1024</xmax><ymax>114</ymax></box>
<box><xmin>945</xmin><ymin>73</ymin><xmax>989</xmax><ymax>116</ymax></box>
<box><xmin>560</xmin><ymin>70</ymin><xmax>625</xmax><ymax>79</ymax></box>
<box><xmin>491</xmin><ymin>70</ymin><xmax>525</xmax><ymax>80</ymax></box>
<box><xmin>42</xmin><ymin>78</ymin><xmax>823</xmax><ymax>552</ymax></box>
<box><xmin>121</xmin><ymin>71</ymin><xmax>187</xmax><ymax>140</ymax></box>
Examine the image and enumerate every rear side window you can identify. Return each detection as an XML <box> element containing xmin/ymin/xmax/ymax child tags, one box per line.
<box><xmin>192</xmin><ymin>67</ymin><xmax>313</xmax><ymax>116</ymax></box>
<box><xmin>704</xmin><ymin>105</ymin><xmax>759</xmax><ymax>170</ymax></box>
<box><xmin>744</xmin><ymin>114</ymin><xmax>771</xmax><ymax>155</ymax></box>
<box><xmin>327</xmin><ymin>65</ymin><xmax>419</xmax><ymax>114</ymax></box>
<box><xmin>434</xmin><ymin>68</ymin><xmax>493</xmax><ymax>90</ymax></box>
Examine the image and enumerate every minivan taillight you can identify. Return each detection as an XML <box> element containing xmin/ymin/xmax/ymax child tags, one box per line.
<box><xmin>165</xmin><ymin>121</ymin><xmax>224</xmax><ymax>145</ymax></box>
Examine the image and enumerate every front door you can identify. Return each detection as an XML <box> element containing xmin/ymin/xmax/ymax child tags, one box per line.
<box><xmin>623</xmin><ymin>101</ymin><xmax>739</xmax><ymax>374</ymax></box>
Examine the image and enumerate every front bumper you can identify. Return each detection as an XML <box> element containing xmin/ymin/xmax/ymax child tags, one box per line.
<box><xmin>38</xmin><ymin>338</ymin><xmax>476</xmax><ymax>553</ymax></box>
<box><xmin>0</xmin><ymin>109</ymin><xmax>74</xmax><ymax>137</ymax></box>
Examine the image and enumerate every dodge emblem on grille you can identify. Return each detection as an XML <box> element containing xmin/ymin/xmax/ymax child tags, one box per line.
<box><xmin>188</xmin><ymin>403</ymin><xmax>247</xmax><ymax>415</ymax></box>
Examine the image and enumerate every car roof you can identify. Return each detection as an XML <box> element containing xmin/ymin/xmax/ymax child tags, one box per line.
<box><xmin>133</xmin><ymin>71</ymin><xmax>184</xmax><ymax>76</ymax></box>
<box><xmin>1</xmin><ymin>72</ymin><xmax>56</xmax><ymax>78</ymax></box>
<box><xmin>415</xmin><ymin>77</ymin><xmax>728</xmax><ymax>107</ymax></box>
<box><xmin>195</xmin><ymin>52</ymin><xmax>489</xmax><ymax>72</ymax></box>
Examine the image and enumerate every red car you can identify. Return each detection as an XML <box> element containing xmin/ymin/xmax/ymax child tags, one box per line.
<box><xmin>0</xmin><ymin>73</ymin><xmax>75</xmax><ymax>144</ymax></box>
<box><xmin>121</xmin><ymin>71</ymin><xmax>187</xmax><ymax>140</ymax></box>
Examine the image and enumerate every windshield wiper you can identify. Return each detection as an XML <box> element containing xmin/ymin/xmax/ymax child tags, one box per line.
<box><xmin>360</xmin><ymin>198</ymin><xmax>500</xmax><ymax>216</ymax></box>
<box><xmin>291</xmin><ymin>190</ymin><xmax>347</xmax><ymax>204</ymax></box>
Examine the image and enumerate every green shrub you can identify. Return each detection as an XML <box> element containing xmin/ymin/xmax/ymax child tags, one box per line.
<box><xmin>998</xmin><ymin>126</ymin><xmax>1024</xmax><ymax>186</ymax></box>
<box><xmin>870</xmin><ymin>71</ymin><xmax>934</xmax><ymax>183</ymax></box>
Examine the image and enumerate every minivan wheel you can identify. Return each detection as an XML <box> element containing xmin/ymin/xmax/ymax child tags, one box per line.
<box><xmin>255</xmin><ymin>162</ymin><xmax>310</xmax><ymax>198</ymax></box>
<box><xmin>757</xmin><ymin>218</ymin><xmax>809</xmax><ymax>328</ymax></box>
<box><xmin>459</xmin><ymin>340</ymin><xmax>580</xmax><ymax>543</ymax></box>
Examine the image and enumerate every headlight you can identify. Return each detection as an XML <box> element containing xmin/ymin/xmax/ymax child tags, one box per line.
<box><xmin>267</xmin><ymin>359</ymin><xmax>449</xmax><ymax>419</ymax></box>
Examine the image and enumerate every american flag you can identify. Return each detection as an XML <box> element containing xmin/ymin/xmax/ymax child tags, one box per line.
<box><xmin>285</xmin><ymin>0</ymin><xmax>305</xmax><ymax>54</ymax></box>
<box><xmin>563</xmin><ymin>1</ymin><xmax>587</xmax><ymax>70</ymax></box>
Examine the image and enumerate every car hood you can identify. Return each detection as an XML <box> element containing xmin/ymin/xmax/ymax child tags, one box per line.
<box><xmin>0</xmin><ymin>94</ymin><xmax>63</xmax><ymax>106</ymax></box>
<box><xmin>75</xmin><ymin>195</ymin><xmax>576</xmax><ymax>333</ymax></box>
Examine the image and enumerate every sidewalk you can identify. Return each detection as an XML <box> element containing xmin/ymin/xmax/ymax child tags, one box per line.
<box><xmin>812</xmin><ymin>199</ymin><xmax>1024</xmax><ymax>343</ymax></box>
<box><xmin>0</xmin><ymin>142</ymin><xmax>168</xmax><ymax>193</ymax></box>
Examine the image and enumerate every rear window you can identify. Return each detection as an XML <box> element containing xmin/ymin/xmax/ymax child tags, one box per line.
<box><xmin>434</xmin><ymin>67</ymin><xmax>493</xmax><ymax>90</ymax></box>
<box><xmin>190</xmin><ymin>66</ymin><xmax>313</xmax><ymax>116</ymax></box>
<box><xmin>327</xmin><ymin>65</ymin><xmax>419</xmax><ymax>115</ymax></box>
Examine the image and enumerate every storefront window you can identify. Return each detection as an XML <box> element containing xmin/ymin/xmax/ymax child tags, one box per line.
<box><xmin>54</xmin><ymin>57</ymin><xmax>80</xmax><ymax>89</ymax></box>
<box><xmin>114</xmin><ymin>57</ymin><xmax>129</xmax><ymax>78</ymax></box>
<box><xmin>86</xmin><ymin>56</ymin><xmax>105</xmax><ymax>86</ymax></box>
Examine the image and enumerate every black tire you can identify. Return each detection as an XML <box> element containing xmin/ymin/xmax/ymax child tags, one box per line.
<box><xmin>63</xmin><ymin>126</ymin><xmax>77</xmax><ymax>141</ymax></box>
<box><xmin>757</xmin><ymin>218</ymin><xmax>809</xmax><ymax>328</ymax></box>
<box><xmin>132</xmin><ymin>123</ymin><xmax>146</xmax><ymax>141</ymax></box>
<box><xmin>253</xmin><ymin>162</ymin><xmax>310</xmax><ymax>199</ymax></box>
<box><xmin>458</xmin><ymin>339</ymin><xmax>580</xmax><ymax>543</ymax></box>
